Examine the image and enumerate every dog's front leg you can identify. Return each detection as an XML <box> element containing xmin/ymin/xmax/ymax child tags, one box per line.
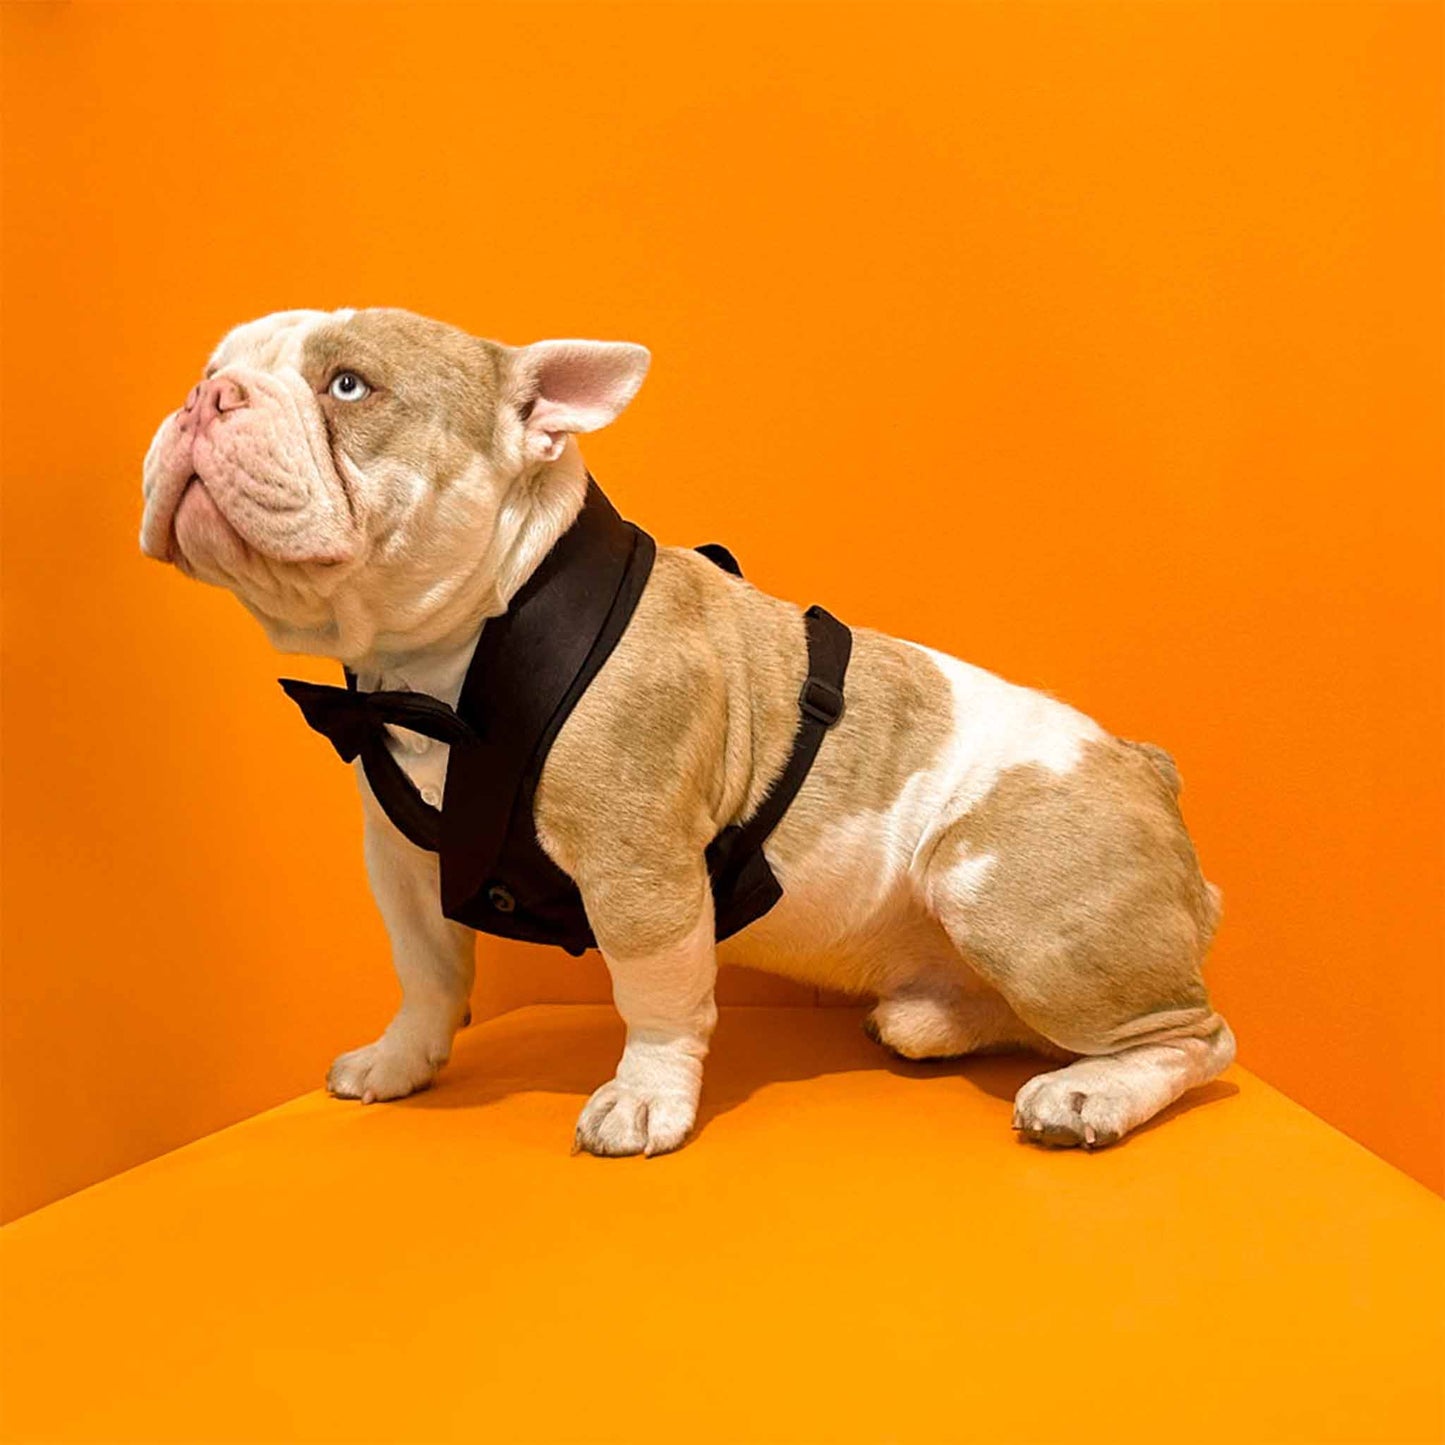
<box><xmin>574</xmin><ymin>871</ymin><xmax>718</xmax><ymax>1157</ymax></box>
<box><xmin>327</xmin><ymin>789</ymin><xmax>475</xmax><ymax>1103</ymax></box>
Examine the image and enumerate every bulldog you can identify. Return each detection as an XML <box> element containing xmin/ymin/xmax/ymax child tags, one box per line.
<box><xmin>141</xmin><ymin>307</ymin><xmax>1235</xmax><ymax>1157</ymax></box>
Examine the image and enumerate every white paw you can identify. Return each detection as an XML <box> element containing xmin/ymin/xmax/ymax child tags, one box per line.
<box><xmin>1012</xmin><ymin>1067</ymin><xmax>1134</xmax><ymax>1150</ymax></box>
<box><xmin>574</xmin><ymin>1078</ymin><xmax>698</xmax><ymax>1158</ymax></box>
<box><xmin>327</xmin><ymin>1039</ymin><xmax>441</xmax><ymax>1103</ymax></box>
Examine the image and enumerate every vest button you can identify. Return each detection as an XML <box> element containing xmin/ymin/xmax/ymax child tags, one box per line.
<box><xmin>487</xmin><ymin>884</ymin><xmax>516</xmax><ymax>914</ymax></box>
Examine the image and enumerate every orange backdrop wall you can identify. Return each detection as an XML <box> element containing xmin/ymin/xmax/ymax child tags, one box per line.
<box><xmin>2</xmin><ymin>1</ymin><xmax>1440</xmax><ymax>1221</ymax></box>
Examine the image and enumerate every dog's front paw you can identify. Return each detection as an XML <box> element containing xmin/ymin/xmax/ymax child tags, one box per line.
<box><xmin>327</xmin><ymin>1039</ymin><xmax>440</xmax><ymax>1104</ymax></box>
<box><xmin>574</xmin><ymin>1078</ymin><xmax>697</xmax><ymax>1158</ymax></box>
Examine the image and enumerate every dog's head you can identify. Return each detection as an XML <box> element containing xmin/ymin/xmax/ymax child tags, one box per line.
<box><xmin>140</xmin><ymin>307</ymin><xmax>649</xmax><ymax>657</ymax></box>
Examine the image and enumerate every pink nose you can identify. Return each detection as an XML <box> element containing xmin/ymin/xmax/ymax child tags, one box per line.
<box><xmin>180</xmin><ymin>375</ymin><xmax>249</xmax><ymax>430</ymax></box>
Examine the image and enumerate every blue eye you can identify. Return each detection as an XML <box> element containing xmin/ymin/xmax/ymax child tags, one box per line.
<box><xmin>328</xmin><ymin>371</ymin><xmax>370</xmax><ymax>402</ymax></box>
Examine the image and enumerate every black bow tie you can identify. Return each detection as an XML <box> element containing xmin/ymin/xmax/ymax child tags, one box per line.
<box><xmin>278</xmin><ymin>677</ymin><xmax>480</xmax><ymax>851</ymax></box>
<box><xmin>278</xmin><ymin>678</ymin><xmax>480</xmax><ymax>761</ymax></box>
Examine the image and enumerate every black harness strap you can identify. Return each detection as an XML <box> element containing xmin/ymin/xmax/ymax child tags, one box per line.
<box><xmin>437</xmin><ymin>490</ymin><xmax>655</xmax><ymax>921</ymax></box>
<box><xmin>733</xmin><ymin>606</ymin><xmax>848</xmax><ymax>852</ymax></box>
<box><xmin>702</xmin><ymin>605</ymin><xmax>850</xmax><ymax>939</ymax></box>
<box><xmin>693</xmin><ymin>542</ymin><xmax>743</xmax><ymax>577</ymax></box>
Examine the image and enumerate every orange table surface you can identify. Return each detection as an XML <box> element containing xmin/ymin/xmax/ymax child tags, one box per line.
<box><xmin>2</xmin><ymin>1005</ymin><xmax>1441</xmax><ymax>1445</ymax></box>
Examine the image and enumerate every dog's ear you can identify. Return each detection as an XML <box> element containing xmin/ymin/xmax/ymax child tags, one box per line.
<box><xmin>511</xmin><ymin>340</ymin><xmax>651</xmax><ymax>464</ymax></box>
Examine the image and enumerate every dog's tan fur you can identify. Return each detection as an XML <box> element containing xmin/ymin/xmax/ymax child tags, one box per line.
<box><xmin>924</xmin><ymin>741</ymin><xmax>1222</xmax><ymax>1054</ymax></box>
<box><xmin>299</xmin><ymin>312</ymin><xmax>507</xmax><ymax>466</ymax></box>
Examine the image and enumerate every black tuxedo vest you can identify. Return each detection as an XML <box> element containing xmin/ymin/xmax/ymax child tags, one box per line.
<box><xmin>280</xmin><ymin>479</ymin><xmax>852</xmax><ymax>956</ymax></box>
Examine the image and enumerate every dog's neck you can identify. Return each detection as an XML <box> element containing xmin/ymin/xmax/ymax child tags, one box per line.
<box><xmin>264</xmin><ymin>443</ymin><xmax>591</xmax><ymax>691</ymax></box>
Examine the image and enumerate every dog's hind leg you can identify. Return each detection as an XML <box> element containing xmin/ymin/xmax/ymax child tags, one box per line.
<box><xmin>1009</xmin><ymin>1019</ymin><xmax>1235</xmax><ymax>1148</ymax></box>
<box><xmin>864</xmin><ymin>980</ymin><xmax>1064</xmax><ymax>1062</ymax></box>
<box><xmin>921</xmin><ymin>738</ymin><xmax>1234</xmax><ymax>1147</ymax></box>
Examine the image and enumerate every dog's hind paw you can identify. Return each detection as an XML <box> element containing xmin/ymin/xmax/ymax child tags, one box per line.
<box><xmin>1012</xmin><ymin>1070</ymin><xmax>1129</xmax><ymax>1150</ymax></box>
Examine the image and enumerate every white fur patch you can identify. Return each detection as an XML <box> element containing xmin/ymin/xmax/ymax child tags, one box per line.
<box><xmin>904</xmin><ymin>643</ymin><xmax>1103</xmax><ymax>878</ymax></box>
<box><xmin>207</xmin><ymin>309</ymin><xmax>336</xmax><ymax>376</ymax></box>
<box><xmin>912</xmin><ymin>644</ymin><xmax>1100</xmax><ymax>804</ymax></box>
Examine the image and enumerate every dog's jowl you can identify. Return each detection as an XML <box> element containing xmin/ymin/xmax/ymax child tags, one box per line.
<box><xmin>141</xmin><ymin>307</ymin><xmax>1235</xmax><ymax>1157</ymax></box>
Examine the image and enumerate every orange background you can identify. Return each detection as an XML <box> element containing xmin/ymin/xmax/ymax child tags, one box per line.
<box><xmin>1</xmin><ymin>0</ymin><xmax>1440</xmax><ymax>1222</ymax></box>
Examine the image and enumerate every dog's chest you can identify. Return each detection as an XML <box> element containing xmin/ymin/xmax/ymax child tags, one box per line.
<box><xmin>362</xmin><ymin>643</ymin><xmax>472</xmax><ymax>810</ymax></box>
<box><xmin>387</xmin><ymin>729</ymin><xmax>451</xmax><ymax>808</ymax></box>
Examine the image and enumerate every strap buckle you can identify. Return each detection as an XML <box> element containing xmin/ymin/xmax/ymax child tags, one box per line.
<box><xmin>799</xmin><ymin>675</ymin><xmax>845</xmax><ymax>727</ymax></box>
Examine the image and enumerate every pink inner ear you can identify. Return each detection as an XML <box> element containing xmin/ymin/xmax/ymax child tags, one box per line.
<box><xmin>524</xmin><ymin>341</ymin><xmax>648</xmax><ymax>436</ymax></box>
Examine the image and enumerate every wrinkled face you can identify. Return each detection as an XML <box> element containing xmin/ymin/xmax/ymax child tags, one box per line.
<box><xmin>141</xmin><ymin>308</ymin><xmax>648</xmax><ymax>658</ymax></box>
